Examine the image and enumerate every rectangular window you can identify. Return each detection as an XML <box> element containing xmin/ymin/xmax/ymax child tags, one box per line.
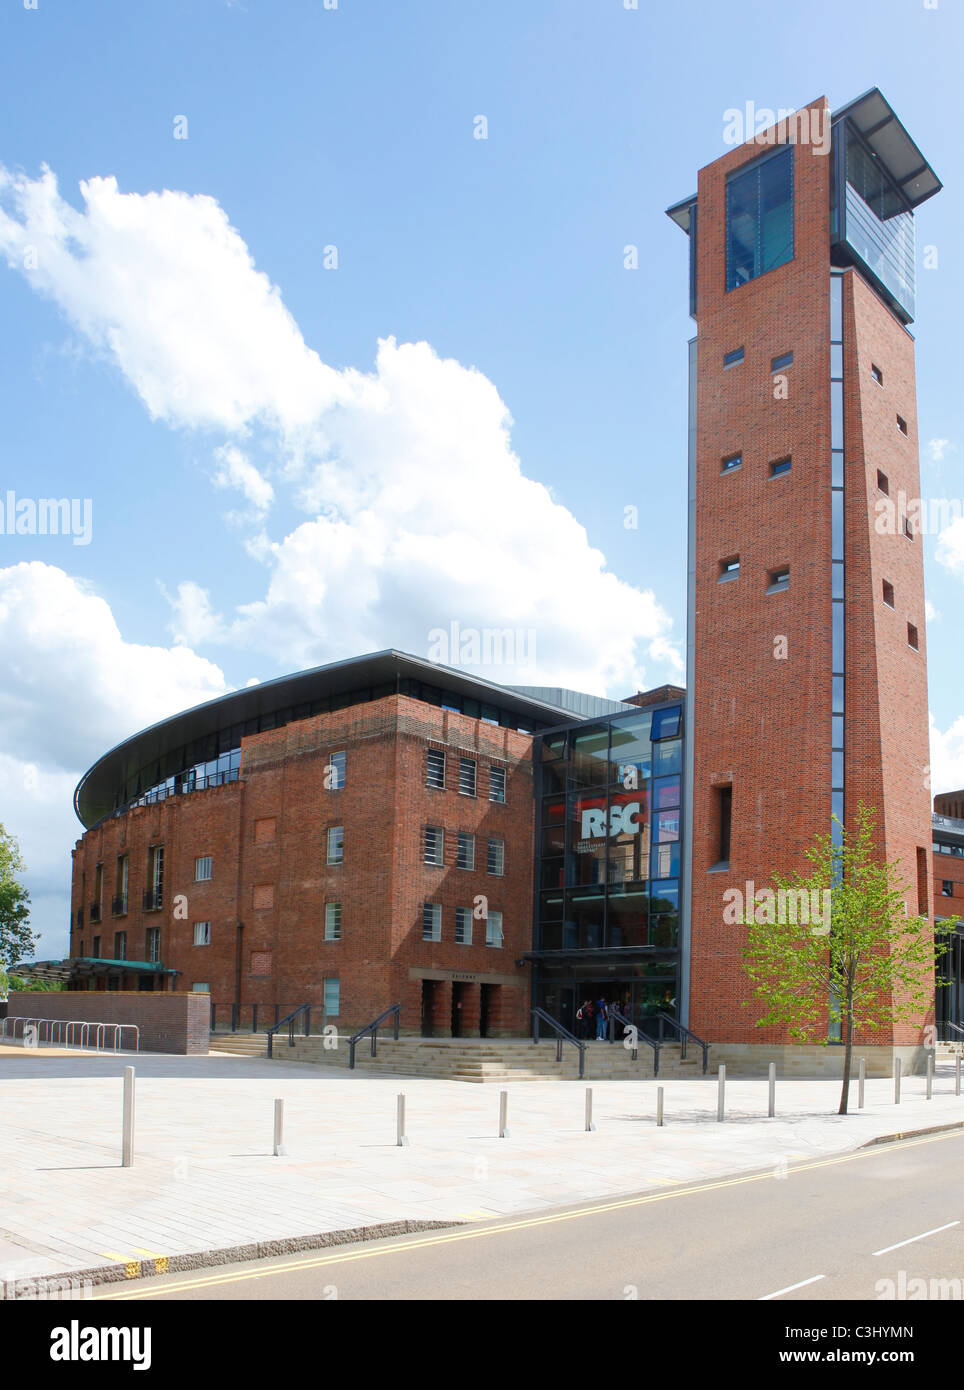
<box><xmin>917</xmin><ymin>848</ymin><xmax>929</xmax><ymax>917</ymax></box>
<box><xmin>114</xmin><ymin>931</ymin><xmax>127</xmax><ymax>960</ymax></box>
<box><xmin>146</xmin><ymin>927</ymin><xmax>161</xmax><ymax>963</ymax></box>
<box><xmin>455</xmin><ymin>907</ymin><xmax>473</xmax><ymax>945</ymax></box>
<box><xmin>323</xmin><ymin>978</ymin><xmax>340</xmax><ymax>1015</ymax></box>
<box><xmin>459</xmin><ymin>758</ymin><xmax>477</xmax><ymax>797</ymax></box>
<box><xmin>771</xmin><ymin>351</ymin><xmax>793</xmax><ymax>372</ymax></box>
<box><xmin>718</xmin><ymin>556</ymin><xmax>740</xmax><ymax>582</ymax></box>
<box><xmin>882</xmin><ymin>580</ymin><xmax>895</xmax><ymax>608</ymax></box>
<box><xmin>726</xmin><ymin>145</ymin><xmax>794</xmax><ymax>290</ymax></box>
<box><xmin>767</xmin><ymin>566</ymin><xmax>790</xmax><ymax>594</ymax></box>
<box><xmin>943</xmin><ymin>881</ymin><xmax>954</xmax><ymax>898</ymax></box>
<box><xmin>324</xmin><ymin>902</ymin><xmax>342</xmax><ymax>940</ymax></box>
<box><xmin>489</xmin><ymin>766</ymin><xmax>506</xmax><ymax>803</ymax></box>
<box><xmin>327</xmin><ymin>825</ymin><xmax>344</xmax><ymax>865</ymax></box>
<box><xmin>193</xmin><ymin>921</ymin><xmax>211</xmax><ymax>947</ymax></box>
<box><xmin>903</xmin><ymin>514</ymin><xmax>914</xmax><ymax>540</ymax></box>
<box><xmin>426</xmin><ymin>749</ymin><xmax>446</xmax><ymax>789</ymax></box>
<box><xmin>908</xmin><ymin>623</ymin><xmax>919</xmax><ymax>650</ymax></box>
<box><xmin>424</xmin><ymin>826</ymin><xmax>444</xmax><ymax>866</ymax></box>
<box><xmin>422</xmin><ymin>903</ymin><xmax>442</xmax><ymax>942</ymax></box>
<box><xmin>114</xmin><ymin>855</ymin><xmax>129</xmax><ymax>915</ymax></box>
<box><xmin>897</xmin><ymin>414</ymin><xmax>908</xmax><ymax>435</ymax></box>
<box><xmin>192</xmin><ymin>983</ymin><xmax>209</xmax><ymax>994</ymax></box>
<box><xmin>195</xmin><ymin>856</ymin><xmax>212</xmax><ymax>882</ymax></box>
<box><xmin>145</xmin><ymin>845</ymin><xmax>164</xmax><ymax>911</ymax></box>
<box><xmin>723</xmin><ymin>346</ymin><xmax>745</xmax><ymax>367</ymax></box>
<box><xmin>327</xmin><ymin>750</ymin><xmax>346</xmax><ymax>789</ymax></box>
<box><xmin>877</xmin><ymin>469</ymin><xmax>889</xmax><ymax>495</ymax></box>
<box><xmin>721</xmin><ymin>452</ymin><xmax>742</xmax><ymax>473</ymax></box>
<box><xmin>457</xmin><ymin>832</ymin><xmax>475</xmax><ymax>870</ymax></box>
<box><xmin>485</xmin><ymin>910</ymin><xmax>504</xmax><ymax>948</ymax></box>
<box><xmin>871</xmin><ymin>363</ymin><xmax>883</xmax><ymax>385</ymax></box>
<box><xmin>92</xmin><ymin>935</ymin><xmax>101</xmax><ymax>957</ymax></box>
<box><xmin>716</xmin><ymin>786</ymin><xmax>732</xmax><ymax>868</ymax></box>
<box><xmin>487</xmin><ymin>838</ymin><xmax>505</xmax><ymax>876</ymax></box>
<box><xmin>769</xmin><ymin>456</ymin><xmax>791</xmax><ymax>477</ymax></box>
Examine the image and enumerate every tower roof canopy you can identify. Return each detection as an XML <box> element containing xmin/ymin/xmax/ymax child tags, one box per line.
<box><xmin>832</xmin><ymin>87</ymin><xmax>941</xmax><ymax>208</ymax></box>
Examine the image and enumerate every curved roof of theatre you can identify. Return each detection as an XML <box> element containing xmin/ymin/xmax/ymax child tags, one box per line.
<box><xmin>73</xmin><ymin>650</ymin><xmax>621</xmax><ymax>829</ymax></box>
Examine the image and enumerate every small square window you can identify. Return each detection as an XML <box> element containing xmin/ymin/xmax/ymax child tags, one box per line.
<box><xmin>457</xmin><ymin>832</ymin><xmax>475</xmax><ymax>870</ymax></box>
<box><xmin>771</xmin><ymin>351</ymin><xmax>793</xmax><ymax>372</ymax></box>
<box><xmin>723</xmin><ymin>346</ymin><xmax>744</xmax><ymax>368</ymax></box>
<box><xmin>877</xmin><ymin>469</ymin><xmax>889</xmax><ymax>496</ymax></box>
<box><xmin>769</xmin><ymin>457</ymin><xmax>791</xmax><ymax>477</ymax></box>
<box><xmin>489</xmin><ymin>766</ymin><xmax>506</xmax><ymax>803</ymax></box>
<box><xmin>882</xmin><ymin>580</ymin><xmax>895</xmax><ymax>608</ymax></box>
<box><xmin>424</xmin><ymin>826</ymin><xmax>444</xmax><ymax>866</ymax></box>
<box><xmin>871</xmin><ymin>363</ymin><xmax>883</xmax><ymax>386</ymax></box>
<box><xmin>943</xmin><ymin>881</ymin><xmax>954</xmax><ymax>897</ymax></box>
<box><xmin>718</xmin><ymin>556</ymin><xmax>740</xmax><ymax>582</ymax></box>
<box><xmin>907</xmin><ymin>623</ymin><xmax>919</xmax><ymax>650</ymax></box>
<box><xmin>721</xmin><ymin>452</ymin><xmax>742</xmax><ymax>473</ymax></box>
<box><xmin>193</xmin><ymin>921</ymin><xmax>211</xmax><ymax>947</ymax></box>
<box><xmin>897</xmin><ymin>414</ymin><xmax>908</xmax><ymax>435</ymax></box>
<box><xmin>324</xmin><ymin>902</ymin><xmax>341</xmax><ymax>940</ymax></box>
<box><xmin>195</xmin><ymin>856</ymin><xmax>212</xmax><ymax>882</ymax></box>
<box><xmin>426</xmin><ymin>749</ymin><xmax>446</xmax><ymax>790</ymax></box>
<box><xmin>767</xmin><ymin>567</ymin><xmax>790</xmax><ymax>594</ymax></box>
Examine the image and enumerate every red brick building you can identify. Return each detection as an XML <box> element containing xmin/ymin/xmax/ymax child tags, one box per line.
<box><xmin>668</xmin><ymin>88</ymin><xmax>940</xmax><ymax>1049</ymax></box>
<box><xmin>66</xmin><ymin>652</ymin><xmax>623</xmax><ymax>1037</ymax></box>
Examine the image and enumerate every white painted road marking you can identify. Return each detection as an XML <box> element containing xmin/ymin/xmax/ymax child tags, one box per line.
<box><xmin>872</xmin><ymin>1220</ymin><xmax>959</xmax><ymax>1256</ymax></box>
<box><xmin>759</xmin><ymin>1274</ymin><xmax>825</xmax><ymax>1301</ymax></box>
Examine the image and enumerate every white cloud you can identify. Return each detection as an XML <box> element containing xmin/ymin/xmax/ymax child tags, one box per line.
<box><xmin>925</xmin><ymin>599</ymin><xmax>940</xmax><ymax>623</ymax></box>
<box><xmin>929</xmin><ymin>438</ymin><xmax>954</xmax><ymax>463</ymax></box>
<box><xmin>931</xmin><ymin>713</ymin><xmax>964</xmax><ymax>797</ymax></box>
<box><xmin>936</xmin><ymin>517</ymin><xmax>964</xmax><ymax>578</ymax></box>
<box><xmin>0</xmin><ymin>165</ymin><xmax>681</xmax><ymax>697</ymax></box>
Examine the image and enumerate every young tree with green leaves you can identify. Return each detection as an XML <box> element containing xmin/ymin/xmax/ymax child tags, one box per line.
<box><xmin>0</xmin><ymin>824</ymin><xmax>36</xmax><ymax>970</ymax></box>
<box><xmin>741</xmin><ymin>801</ymin><xmax>951</xmax><ymax>1115</ymax></box>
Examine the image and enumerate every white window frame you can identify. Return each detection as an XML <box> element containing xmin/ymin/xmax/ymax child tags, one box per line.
<box><xmin>325</xmin><ymin>901</ymin><xmax>342</xmax><ymax>941</ymax></box>
<box><xmin>195</xmin><ymin>855</ymin><xmax>213</xmax><ymax>882</ymax></box>
<box><xmin>193</xmin><ymin>921</ymin><xmax>211</xmax><ymax>947</ymax></box>
<box><xmin>457</xmin><ymin>832</ymin><xmax>475</xmax><ymax>870</ymax></box>
<box><xmin>422</xmin><ymin>903</ymin><xmax>442</xmax><ymax>942</ymax></box>
<box><xmin>459</xmin><ymin>757</ymin><xmax>477</xmax><ymax>797</ymax></box>
<box><xmin>327</xmin><ymin>750</ymin><xmax>347</xmax><ymax>790</ymax></box>
<box><xmin>455</xmin><ymin>907</ymin><xmax>473</xmax><ymax>946</ymax></box>
<box><xmin>327</xmin><ymin>825</ymin><xmax>344</xmax><ymax>865</ymax></box>
<box><xmin>487</xmin><ymin>838</ymin><xmax>505</xmax><ymax>876</ymax></box>
<box><xmin>427</xmin><ymin>749</ymin><xmax>446</xmax><ymax>789</ymax></box>
<box><xmin>323</xmin><ymin>978</ymin><xmax>340</xmax><ymax>1015</ymax></box>
<box><xmin>485</xmin><ymin>910</ymin><xmax>503</xmax><ymax>948</ymax></box>
<box><xmin>424</xmin><ymin>826</ymin><xmax>444</xmax><ymax>866</ymax></box>
<box><xmin>489</xmin><ymin>766</ymin><xmax>506</xmax><ymax>803</ymax></box>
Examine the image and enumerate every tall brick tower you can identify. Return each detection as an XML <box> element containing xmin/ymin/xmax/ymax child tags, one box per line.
<box><xmin>668</xmin><ymin>91</ymin><xmax>941</xmax><ymax>1059</ymax></box>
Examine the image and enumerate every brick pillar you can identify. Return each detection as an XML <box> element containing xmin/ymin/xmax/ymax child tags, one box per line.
<box><xmin>460</xmin><ymin>984</ymin><xmax>481</xmax><ymax>1038</ymax></box>
<box><xmin>430</xmin><ymin>980</ymin><xmax>452</xmax><ymax>1036</ymax></box>
<box><xmin>484</xmin><ymin>985</ymin><xmax>527</xmax><ymax>1038</ymax></box>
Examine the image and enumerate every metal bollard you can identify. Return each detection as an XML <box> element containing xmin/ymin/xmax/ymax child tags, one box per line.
<box><xmin>858</xmin><ymin>1057</ymin><xmax>866</xmax><ymax>1110</ymax></box>
<box><xmin>768</xmin><ymin>1062</ymin><xmax>776</xmax><ymax>1118</ymax></box>
<box><xmin>273</xmin><ymin>1098</ymin><xmax>286</xmax><ymax>1156</ymax></box>
<box><xmin>894</xmin><ymin>1056</ymin><xmax>902</xmax><ymax>1105</ymax></box>
<box><xmin>396</xmin><ymin>1093</ymin><xmax>409</xmax><ymax>1147</ymax></box>
<box><xmin>957</xmin><ymin>1053</ymin><xmax>961</xmax><ymax>1098</ymax></box>
<box><xmin>717</xmin><ymin>1064</ymin><xmax>726</xmax><ymax>1122</ymax></box>
<box><xmin>585</xmin><ymin>1088</ymin><xmax>595</xmax><ymax>1132</ymax></box>
<box><xmin>927</xmin><ymin>1052</ymin><xmax>933</xmax><ymax>1100</ymax></box>
<box><xmin>499</xmin><ymin>1090</ymin><xmax>510</xmax><ymax>1139</ymax></box>
<box><xmin>657</xmin><ymin>1086</ymin><xmax>664</xmax><ymax>1128</ymax></box>
<box><xmin>122</xmin><ymin>1066</ymin><xmax>135</xmax><ymax>1167</ymax></box>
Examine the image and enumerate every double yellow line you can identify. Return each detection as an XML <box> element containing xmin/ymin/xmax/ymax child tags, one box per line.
<box><xmin>93</xmin><ymin>1127</ymin><xmax>963</xmax><ymax>1299</ymax></box>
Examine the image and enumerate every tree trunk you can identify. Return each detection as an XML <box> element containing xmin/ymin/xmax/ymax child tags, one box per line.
<box><xmin>839</xmin><ymin>996</ymin><xmax>854</xmax><ymax>1115</ymax></box>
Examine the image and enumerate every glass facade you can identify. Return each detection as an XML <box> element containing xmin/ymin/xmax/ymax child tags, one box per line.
<box><xmin>532</xmin><ymin>702</ymin><xmax>684</xmax><ymax>1036</ymax></box>
<box><xmin>725</xmin><ymin>146</ymin><xmax>794</xmax><ymax>291</ymax></box>
<box><xmin>832</xmin><ymin>119</ymin><xmax>916</xmax><ymax>323</ymax></box>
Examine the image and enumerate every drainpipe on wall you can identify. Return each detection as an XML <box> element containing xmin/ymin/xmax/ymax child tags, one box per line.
<box><xmin>235</xmin><ymin>921</ymin><xmax>244</xmax><ymax>1015</ymax></box>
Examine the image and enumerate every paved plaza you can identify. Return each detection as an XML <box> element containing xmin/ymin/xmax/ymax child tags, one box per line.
<box><xmin>2</xmin><ymin>1047</ymin><xmax>962</xmax><ymax>1291</ymax></box>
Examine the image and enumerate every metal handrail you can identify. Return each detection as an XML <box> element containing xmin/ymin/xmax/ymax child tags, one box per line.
<box><xmin>939</xmin><ymin>1020</ymin><xmax>964</xmax><ymax>1044</ymax></box>
<box><xmin>265</xmin><ymin>1003</ymin><xmax>311</xmax><ymax>1057</ymax></box>
<box><xmin>606</xmin><ymin>1006</ymin><xmax>661</xmax><ymax>1075</ymax></box>
<box><xmin>531</xmin><ymin>1007</ymin><xmax>586</xmax><ymax>1079</ymax></box>
<box><xmin>656</xmin><ymin>1011</ymin><xmax>709</xmax><ymax>1073</ymax></box>
<box><xmin>348</xmin><ymin>1003</ymin><xmax>402</xmax><ymax>1069</ymax></box>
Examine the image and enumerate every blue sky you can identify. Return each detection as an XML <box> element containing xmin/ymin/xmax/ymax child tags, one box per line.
<box><xmin>0</xmin><ymin>0</ymin><xmax>961</xmax><ymax>956</ymax></box>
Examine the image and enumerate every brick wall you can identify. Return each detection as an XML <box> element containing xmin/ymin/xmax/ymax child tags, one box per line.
<box><xmin>6</xmin><ymin>991</ymin><xmax>210</xmax><ymax>1054</ymax></box>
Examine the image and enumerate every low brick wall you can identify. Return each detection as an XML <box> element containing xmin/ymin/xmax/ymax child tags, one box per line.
<box><xmin>5</xmin><ymin>992</ymin><xmax>210</xmax><ymax>1055</ymax></box>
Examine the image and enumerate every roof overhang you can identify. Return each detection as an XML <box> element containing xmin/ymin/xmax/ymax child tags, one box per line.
<box><xmin>832</xmin><ymin>87</ymin><xmax>941</xmax><ymax>208</ymax></box>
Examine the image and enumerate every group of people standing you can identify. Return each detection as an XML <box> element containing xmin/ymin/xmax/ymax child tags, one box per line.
<box><xmin>575</xmin><ymin>995</ymin><xmax>632</xmax><ymax>1041</ymax></box>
